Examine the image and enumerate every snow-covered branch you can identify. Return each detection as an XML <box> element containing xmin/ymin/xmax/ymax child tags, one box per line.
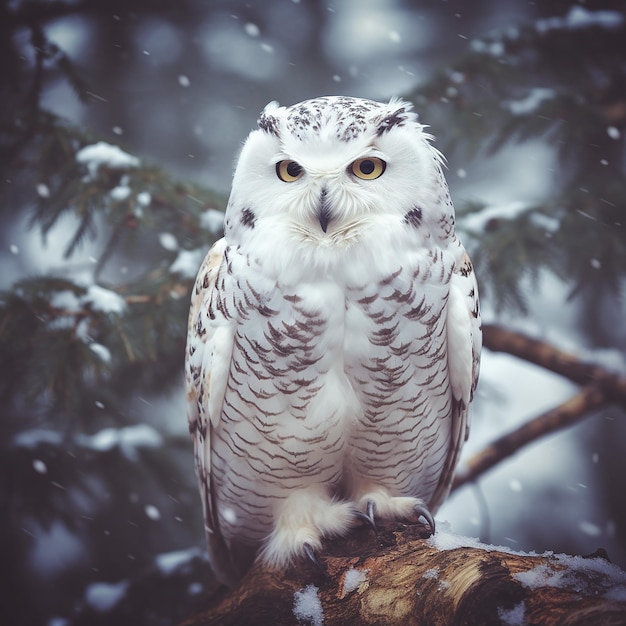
<box><xmin>179</xmin><ymin>521</ymin><xmax>626</xmax><ymax>626</ymax></box>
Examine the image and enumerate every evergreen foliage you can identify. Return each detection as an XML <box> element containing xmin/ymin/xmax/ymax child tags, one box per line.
<box><xmin>1</xmin><ymin>16</ymin><xmax>225</xmax><ymax>425</ymax></box>
<box><xmin>1</xmin><ymin>9</ymin><xmax>225</xmax><ymax>621</ymax></box>
<box><xmin>409</xmin><ymin>4</ymin><xmax>626</xmax><ymax>311</ymax></box>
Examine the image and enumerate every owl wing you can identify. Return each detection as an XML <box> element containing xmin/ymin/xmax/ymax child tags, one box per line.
<box><xmin>429</xmin><ymin>241</ymin><xmax>481</xmax><ymax>512</ymax></box>
<box><xmin>185</xmin><ymin>237</ymin><xmax>238</xmax><ymax>583</ymax></box>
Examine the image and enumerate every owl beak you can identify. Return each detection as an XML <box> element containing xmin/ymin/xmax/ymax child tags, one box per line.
<box><xmin>317</xmin><ymin>188</ymin><xmax>332</xmax><ymax>233</ymax></box>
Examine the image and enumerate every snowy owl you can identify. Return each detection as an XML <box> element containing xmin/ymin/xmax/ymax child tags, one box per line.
<box><xmin>185</xmin><ymin>96</ymin><xmax>481</xmax><ymax>586</ymax></box>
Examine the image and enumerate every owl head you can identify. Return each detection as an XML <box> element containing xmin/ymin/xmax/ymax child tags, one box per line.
<box><xmin>223</xmin><ymin>96</ymin><xmax>455</xmax><ymax>274</ymax></box>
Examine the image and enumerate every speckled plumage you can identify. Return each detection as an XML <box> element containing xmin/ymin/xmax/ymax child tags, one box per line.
<box><xmin>185</xmin><ymin>96</ymin><xmax>481</xmax><ymax>586</ymax></box>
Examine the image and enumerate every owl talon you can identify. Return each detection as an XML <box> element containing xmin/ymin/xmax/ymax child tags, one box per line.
<box><xmin>353</xmin><ymin>502</ymin><xmax>377</xmax><ymax>532</ymax></box>
<box><xmin>414</xmin><ymin>504</ymin><xmax>435</xmax><ymax>535</ymax></box>
<box><xmin>367</xmin><ymin>500</ymin><xmax>376</xmax><ymax>527</ymax></box>
<box><xmin>303</xmin><ymin>542</ymin><xmax>326</xmax><ymax>576</ymax></box>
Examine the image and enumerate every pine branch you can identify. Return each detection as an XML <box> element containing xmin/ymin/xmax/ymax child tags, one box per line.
<box><xmin>408</xmin><ymin>11</ymin><xmax>626</xmax><ymax>311</ymax></box>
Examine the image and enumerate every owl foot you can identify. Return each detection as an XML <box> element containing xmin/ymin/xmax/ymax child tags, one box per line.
<box><xmin>353</xmin><ymin>500</ymin><xmax>377</xmax><ymax>532</ymax></box>
<box><xmin>258</xmin><ymin>486</ymin><xmax>354</xmax><ymax>569</ymax></box>
<box><xmin>355</xmin><ymin>489</ymin><xmax>435</xmax><ymax>535</ymax></box>
<box><xmin>414</xmin><ymin>503</ymin><xmax>436</xmax><ymax>535</ymax></box>
<box><xmin>303</xmin><ymin>542</ymin><xmax>321</xmax><ymax>568</ymax></box>
<box><xmin>302</xmin><ymin>542</ymin><xmax>328</xmax><ymax>577</ymax></box>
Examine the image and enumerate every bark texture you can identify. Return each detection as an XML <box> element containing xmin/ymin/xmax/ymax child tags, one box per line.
<box><xmin>180</xmin><ymin>521</ymin><xmax>626</xmax><ymax>626</ymax></box>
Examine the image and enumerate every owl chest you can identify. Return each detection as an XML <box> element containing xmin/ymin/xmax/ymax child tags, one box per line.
<box><xmin>226</xmin><ymin>255</ymin><xmax>451</xmax><ymax>425</ymax></box>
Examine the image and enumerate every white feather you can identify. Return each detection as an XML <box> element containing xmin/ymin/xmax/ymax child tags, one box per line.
<box><xmin>447</xmin><ymin>282</ymin><xmax>473</xmax><ymax>405</ymax></box>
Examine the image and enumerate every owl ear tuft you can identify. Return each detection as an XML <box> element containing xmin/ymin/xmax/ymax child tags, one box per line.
<box><xmin>376</xmin><ymin>99</ymin><xmax>416</xmax><ymax>136</ymax></box>
<box><xmin>258</xmin><ymin>101</ymin><xmax>281</xmax><ymax>136</ymax></box>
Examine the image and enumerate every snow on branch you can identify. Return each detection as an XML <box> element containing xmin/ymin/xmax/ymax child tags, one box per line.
<box><xmin>179</xmin><ymin>521</ymin><xmax>626</xmax><ymax>625</ymax></box>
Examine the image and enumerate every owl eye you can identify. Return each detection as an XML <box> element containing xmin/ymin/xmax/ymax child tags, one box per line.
<box><xmin>276</xmin><ymin>160</ymin><xmax>304</xmax><ymax>182</ymax></box>
<box><xmin>351</xmin><ymin>157</ymin><xmax>386</xmax><ymax>180</ymax></box>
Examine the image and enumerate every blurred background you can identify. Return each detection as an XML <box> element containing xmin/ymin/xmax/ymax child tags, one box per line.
<box><xmin>1</xmin><ymin>0</ymin><xmax>625</xmax><ymax>624</ymax></box>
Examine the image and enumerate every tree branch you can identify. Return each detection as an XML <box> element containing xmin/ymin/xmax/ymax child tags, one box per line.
<box><xmin>483</xmin><ymin>324</ymin><xmax>626</xmax><ymax>407</ymax></box>
<box><xmin>180</xmin><ymin>521</ymin><xmax>626</xmax><ymax>625</ymax></box>
<box><xmin>452</xmin><ymin>384</ymin><xmax>607</xmax><ymax>490</ymax></box>
<box><xmin>449</xmin><ymin>325</ymin><xmax>626</xmax><ymax>489</ymax></box>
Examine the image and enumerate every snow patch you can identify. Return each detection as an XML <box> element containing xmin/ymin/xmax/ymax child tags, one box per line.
<box><xmin>84</xmin><ymin>580</ymin><xmax>129</xmax><ymax>612</ymax></box>
<box><xmin>200</xmin><ymin>208</ymin><xmax>225</xmax><ymax>233</ymax></box>
<box><xmin>170</xmin><ymin>248</ymin><xmax>205</xmax><ymax>279</ymax></box>
<box><xmin>514</xmin><ymin>553</ymin><xmax>626</xmax><ymax>596</ymax></box>
<box><xmin>470</xmin><ymin>39</ymin><xmax>505</xmax><ymax>57</ymax></box>
<box><xmin>536</xmin><ymin>7</ymin><xmax>623</xmax><ymax>33</ymax></box>
<box><xmin>529</xmin><ymin>211</ymin><xmax>559</xmax><ymax>233</ymax></box>
<box><xmin>110</xmin><ymin>185</ymin><xmax>131</xmax><ymax>201</ymax></box>
<box><xmin>422</xmin><ymin>567</ymin><xmax>439</xmax><ymax>580</ymax></box>
<box><xmin>76</xmin><ymin>142</ymin><xmax>140</xmax><ymax>180</ymax></box>
<box><xmin>498</xmin><ymin>601</ymin><xmax>526</xmax><ymax>626</ymax></box>
<box><xmin>159</xmin><ymin>232</ymin><xmax>178</xmax><ymax>251</ymax></box>
<box><xmin>89</xmin><ymin>342</ymin><xmax>111</xmax><ymax>364</ymax></box>
<box><xmin>459</xmin><ymin>200</ymin><xmax>532</xmax><ymax>232</ymax></box>
<box><xmin>343</xmin><ymin>567</ymin><xmax>368</xmax><ymax>593</ymax></box>
<box><xmin>81</xmin><ymin>424</ymin><xmax>163</xmax><ymax>460</ymax></box>
<box><xmin>50</xmin><ymin>290</ymin><xmax>82</xmax><ymax>312</ymax></box>
<box><xmin>136</xmin><ymin>191</ymin><xmax>151</xmax><ymax>206</ymax></box>
<box><xmin>428</xmin><ymin>526</ymin><xmax>532</xmax><ymax>557</ymax></box>
<box><xmin>82</xmin><ymin>285</ymin><xmax>126</xmax><ymax>314</ymax></box>
<box><xmin>14</xmin><ymin>429</ymin><xmax>63</xmax><ymax>449</ymax></box>
<box><xmin>293</xmin><ymin>584</ymin><xmax>324</xmax><ymax>626</ymax></box>
<box><xmin>507</xmin><ymin>88</ymin><xmax>555</xmax><ymax>115</ymax></box>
